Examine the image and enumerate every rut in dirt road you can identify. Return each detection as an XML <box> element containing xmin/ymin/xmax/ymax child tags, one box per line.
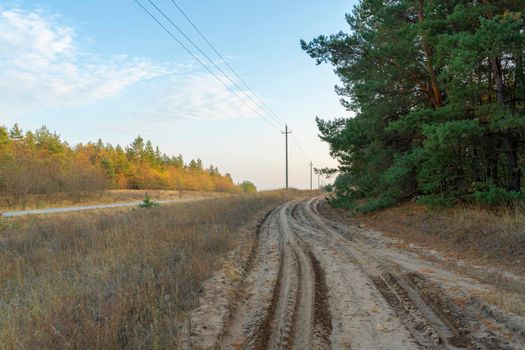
<box><xmin>219</xmin><ymin>202</ymin><xmax>331</xmax><ymax>350</ymax></box>
<box><xmin>268</xmin><ymin>203</ymin><xmax>316</xmax><ymax>349</ymax></box>
<box><xmin>215</xmin><ymin>197</ymin><xmax>523</xmax><ymax>350</ymax></box>
<box><xmin>299</xmin><ymin>198</ymin><xmax>461</xmax><ymax>349</ymax></box>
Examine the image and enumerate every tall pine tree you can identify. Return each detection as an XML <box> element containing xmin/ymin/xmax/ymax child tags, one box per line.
<box><xmin>302</xmin><ymin>0</ymin><xmax>524</xmax><ymax>209</ymax></box>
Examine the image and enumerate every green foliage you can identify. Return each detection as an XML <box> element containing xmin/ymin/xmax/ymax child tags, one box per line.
<box><xmin>0</xmin><ymin>125</ymin><xmax>9</xmax><ymax>146</ymax></box>
<box><xmin>325</xmin><ymin>173</ymin><xmax>357</xmax><ymax>209</ymax></box>
<box><xmin>188</xmin><ymin>158</ymin><xmax>204</xmax><ymax>171</ymax></box>
<box><xmin>357</xmin><ymin>196</ymin><xmax>396</xmax><ymax>214</ymax></box>
<box><xmin>472</xmin><ymin>186</ymin><xmax>525</xmax><ymax>206</ymax></box>
<box><xmin>9</xmin><ymin>124</ymin><xmax>23</xmax><ymax>140</ymax></box>
<box><xmin>418</xmin><ymin>120</ymin><xmax>484</xmax><ymax>199</ymax></box>
<box><xmin>323</xmin><ymin>184</ymin><xmax>334</xmax><ymax>192</ymax></box>
<box><xmin>326</xmin><ymin>194</ymin><xmax>355</xmax><ymax>209</ymax></box>
<box><xmin>303</xmin><ymin>0</ymin><xmax>525</xmax><ymax>209</ymax></box>
<box><xmin>139</xmin><ymin>193</ymin><xmax>159</xmax><ymax>208</ymax></box>
<box><xmin>416</xmin><ymin>195</ymin><xmax>456</xmax><ymax>208</ymax></box>
<box><xmin>241</xmin><ymin>181</ymin><xmax>257</xmax><ymax>194</ymax></box>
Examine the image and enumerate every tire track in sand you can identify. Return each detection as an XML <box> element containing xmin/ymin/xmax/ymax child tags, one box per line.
<box><xmin>302</xmin><ymin>197</ymin><xmax>474</xmax><ymax>349</ymax></box>
<box><xmin>212</xmin><ymin>196</ymin><xmax>519</xmax><ymax>349</ymax></box>
<box><xmin>219</xmin><ymin>201</ymin><xmax>330</xmax><ymax>350</ymax></box>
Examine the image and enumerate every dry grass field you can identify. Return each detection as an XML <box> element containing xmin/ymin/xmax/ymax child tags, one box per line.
<box><xmin>0</xmin><ymin>191</ymin><xmax>298</xmax><ymax>349</ymax></box>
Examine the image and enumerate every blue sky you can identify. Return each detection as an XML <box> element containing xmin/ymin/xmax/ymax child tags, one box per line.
<box><xmin>1</xmin><ymin>0</ymin><xmax>356</xmax><ymax>189</ymax></box>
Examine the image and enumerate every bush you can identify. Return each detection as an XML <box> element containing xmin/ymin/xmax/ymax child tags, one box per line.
<box><xmin>326</xmin><ymin>194</ymin><xmax>355</xmax><ymax>209</ymax></box>
<box><xmin>241</xmin><ymin>181</ymin><xmax>257</xmax><ymax>194</ymax></box>
<box><xmin>417</xmin><ymin>195</ymin><xmax>457</xmax><ymax>208</ymax></box>
<box><xmin>357</xmin><ymin>196</ymin><xmax>396</xmax><ymax>213</ymax></box>
<box><xmin>139</xmin><ymin>193</ymin><xmax>159</xmax><ymax>208</ymax></box>
<box><xmin>472</xmin><ymin>186</ymin><xmax>525</xmax><ymax>206</ymax></box>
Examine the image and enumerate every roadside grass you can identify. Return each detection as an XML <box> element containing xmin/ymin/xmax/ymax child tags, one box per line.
<box><xmin>0</xmin><ymin>189</ymin><xmax>224</xmax><ymax>212</ymax></box>
<box><xmin>448</xmin><ymin>204</ymin><xmax>525</xmax><ymax>260</ymax></box>
<box><xmin>477</xmin><ymin>289</ymin><xmax>525</xmax><ymax>317</ymax></box>
<box><xmin>0</xmin><ymin>190</ymin><xmax>297</xmax><ymax>348</ymax></box>
<box><xmin>358</xmin><ymin>202</ymin><xmax>525</xmax><ymax>270</ymax></box>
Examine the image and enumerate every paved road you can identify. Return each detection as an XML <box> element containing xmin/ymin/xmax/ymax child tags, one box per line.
<box><xmin>1</xmin><ymin>198</ymin><xmax>201</xmax><ymax>217</ymax></box>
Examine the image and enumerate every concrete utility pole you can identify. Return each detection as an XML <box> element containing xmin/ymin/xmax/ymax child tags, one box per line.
<box><xmin>282</xmin><ymin>124</ymin><xmax>292</xmax><ymax>189</ymax></box>
<box><xmin>310</xmin><ymin>162</ymin><xmax>313</xmax><ymax>190</ymax></box>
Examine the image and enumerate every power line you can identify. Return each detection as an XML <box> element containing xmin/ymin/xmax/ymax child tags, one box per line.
<box><xmin>310</xmin><ymin>161</ymin><xmax>313</xmax><ymax>190</ymax></box>
<box><xmin>291</xmin><ymin>134</ymin><xmax>311</xmax><ymax>163</ymax></box>
<box><xmin>167</xmin><ymin>0</ymin><xmax>286</xmax><ymax>126</ymax></box>
<box><xmin>282</xmin><ymin>124</ymin><xmax>292</xmax><ymax>189</ymax></box>
<box><xmin>135</xmin><ymin>0</ymin><xmax>318</xmax><ymax>188</ymax></box>
<box><xmin>146</xmin><ymin>0</ymin><xmax>284</xmax><ymax>128</ymax></box>
<box><xmin>290</xmin><ymin>135</ymin><xmax>320</xmax><ymax>190</ymax></box>
<box><xmin>143</xmin><ymin>0</ymin><xmax>281</xmax><ymax>129</ymax></box>
<box><xmin>133</xmin><ymin>0</ymin><xmax>282</xmax><ymax>131</ymax></box>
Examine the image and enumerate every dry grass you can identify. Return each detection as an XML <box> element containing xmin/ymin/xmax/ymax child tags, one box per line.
<box><xmin>359</xmin><ymin>202</ymin><xmax>525</xmax><ymax>272</ymax></box>
<box><xmin>0</xmin><ymin>189</ymin><xmax>224</xmax><ymax>211</ymax></box>
<box><xmin>0</xmin><ymin>190</ymin><xmax>298</xmax><ymax>349</ymax></box>
<box><xmin>477</xmin><ymin>289</ymin><xmax>525</xmax><ymax>317</ymax></box>
<box><xmin>448</xmin><ymin>204</ymin><xmax>525</xmax><ymax>258</ymax></box>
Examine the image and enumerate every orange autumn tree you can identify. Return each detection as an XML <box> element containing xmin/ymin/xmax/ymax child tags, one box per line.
<box><xmin>0</xmin><ymin>124</ymin><xmax>242</xmax><ymax>206</ymax></box>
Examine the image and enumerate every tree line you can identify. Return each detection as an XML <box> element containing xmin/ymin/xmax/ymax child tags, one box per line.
<box><xmin>302</xmin><ymin>0</ymin><xmax>524</xmax><ymax>210</ymax></box>
<box><xmin>0</xmin><ymin>124</ymin><xmax>254</xmax><ymax>206</ymax></box>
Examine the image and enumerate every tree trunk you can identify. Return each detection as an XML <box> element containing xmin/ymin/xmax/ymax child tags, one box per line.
<box><xmin>418</xmin><ymin>0</ymin><xmax>442</xmax><ymax>109</ymax></box>
<box><xmin>491</xmin><ymin>56</ymin><xmax>505</xmax><ymax>104</ymax></box>
<box><xmin>503</xmin><ymin>133</ymin><xmax>521</xmax><ymax>192</ymax></box>
<box><xmin>515</xmin><ymin>52</ymin><xmax>524</xmax><ymax>107</ymax></box>
<box><xmin>491</xmin><ymin>55</ymin><xmax>521</xmax><ymax>191</ymax></box>
<box><xmin>487</xmin><ymin>136</ymin><xmax>500</xmax><ymax>186</ymax></box>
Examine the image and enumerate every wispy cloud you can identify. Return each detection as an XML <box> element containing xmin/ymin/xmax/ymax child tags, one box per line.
<box><xmin>0</xmin><ymin>7</ymin><xmax>167</xmax><ymax>119</ymax></box>
<box><xmin>0</xmin><ymin>6</ymin><xmax>260</xmax><ymax>125</ymax></box>
<box><xmin>136</xmin><ymin>73</ymin><xmax>261</xmax><ymax>124</ymax></box>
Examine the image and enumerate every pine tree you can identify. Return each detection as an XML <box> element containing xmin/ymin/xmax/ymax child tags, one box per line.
<box><xmin>126</xmin><ymin>136</ymin><xmax>145</xmax><ymax>160</ymax></box>
<box><xmin>9</xmin><ymin>123</ymin><xmax>23</xmax><ymax>141</ymax></box>
<box><xmin>302</xmin><ymin>0</ymin><xmax>524</xmax><ymax>209</ymax></box>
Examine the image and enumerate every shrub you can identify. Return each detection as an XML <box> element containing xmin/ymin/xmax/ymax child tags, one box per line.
<box><xmin>323</xmin><ymin>184</ymin><xmax>334</xmax><ymax>192</ymax></box>
<box><xmin>417</xmin><ymin>195</ymin><xmax>457</xmax><ymax>208</ymax></box>
<box><xmin>139</xmin><ymin>193</ymin><xmax>159</xmax><ymax>208</ymax></box>
<box><xmin>241</xmin><ymin>181</ymin><xmax>257</xmax><ymax>194</ymax></box>
<box><xmin>472</xmin><ymin>186</ymin><xmax>525</xmax><ymax>206</ymax></box>
<box><xmin>357</xmin><ymin>196</ymin><xmax>396</xmax><ymax>213</ymax></box>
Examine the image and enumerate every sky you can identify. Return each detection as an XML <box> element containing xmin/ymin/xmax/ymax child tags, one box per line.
<box><xmin>0</xmin><ymin>0</ymin><xmax>357</xmax><ymax>190</ymax></box>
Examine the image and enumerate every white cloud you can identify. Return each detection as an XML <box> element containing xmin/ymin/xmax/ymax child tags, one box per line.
<box><xmin>0</xmin><ymin>6</ymin><xmax>261</xmax><ymax>125</ymax></box>
<box><xmin>0</xmin><ymin>7</ymin><xmax>165</xmax><ymax>118</ymax></box>
<box><xmin>139</xmin><ymin>73</ymin><xmax>262</xmax><ymax>124</ymax></box>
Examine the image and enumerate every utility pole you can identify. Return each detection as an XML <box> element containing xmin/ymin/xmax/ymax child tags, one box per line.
<box><xmin>282</xmin><ymin>124</ymin><xmax>292</xmax><ymax>189</ymax></box>
<box><xmin>310</xmin><ymin>162</ymin><xmax>313</xmax><ymax>190</ymax></box>
<box><xmin>318</xmin><ymin>173</ymin><xmax>320</xmax><ymax>190</ymax></box>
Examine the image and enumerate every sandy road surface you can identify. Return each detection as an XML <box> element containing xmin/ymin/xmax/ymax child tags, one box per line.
<box><xmin>1</xmin><ymin>197</ymin><xmax>208</xmax><ymax>217</ymax></box>
<box><xmin>192</xmin><ymin>197</ymin><xmax>525</xmax><ymax>349</ymax></box>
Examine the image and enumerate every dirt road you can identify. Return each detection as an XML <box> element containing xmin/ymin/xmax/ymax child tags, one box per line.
<box><xmin>190</xmin><ymin>197</ymin><xmax>525</xmax><ymax>349</ymax></box>
<box><xmin>1</xmin><ymin>197</ymin><xmax>208</xmax><ymax>217</ymax></box>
